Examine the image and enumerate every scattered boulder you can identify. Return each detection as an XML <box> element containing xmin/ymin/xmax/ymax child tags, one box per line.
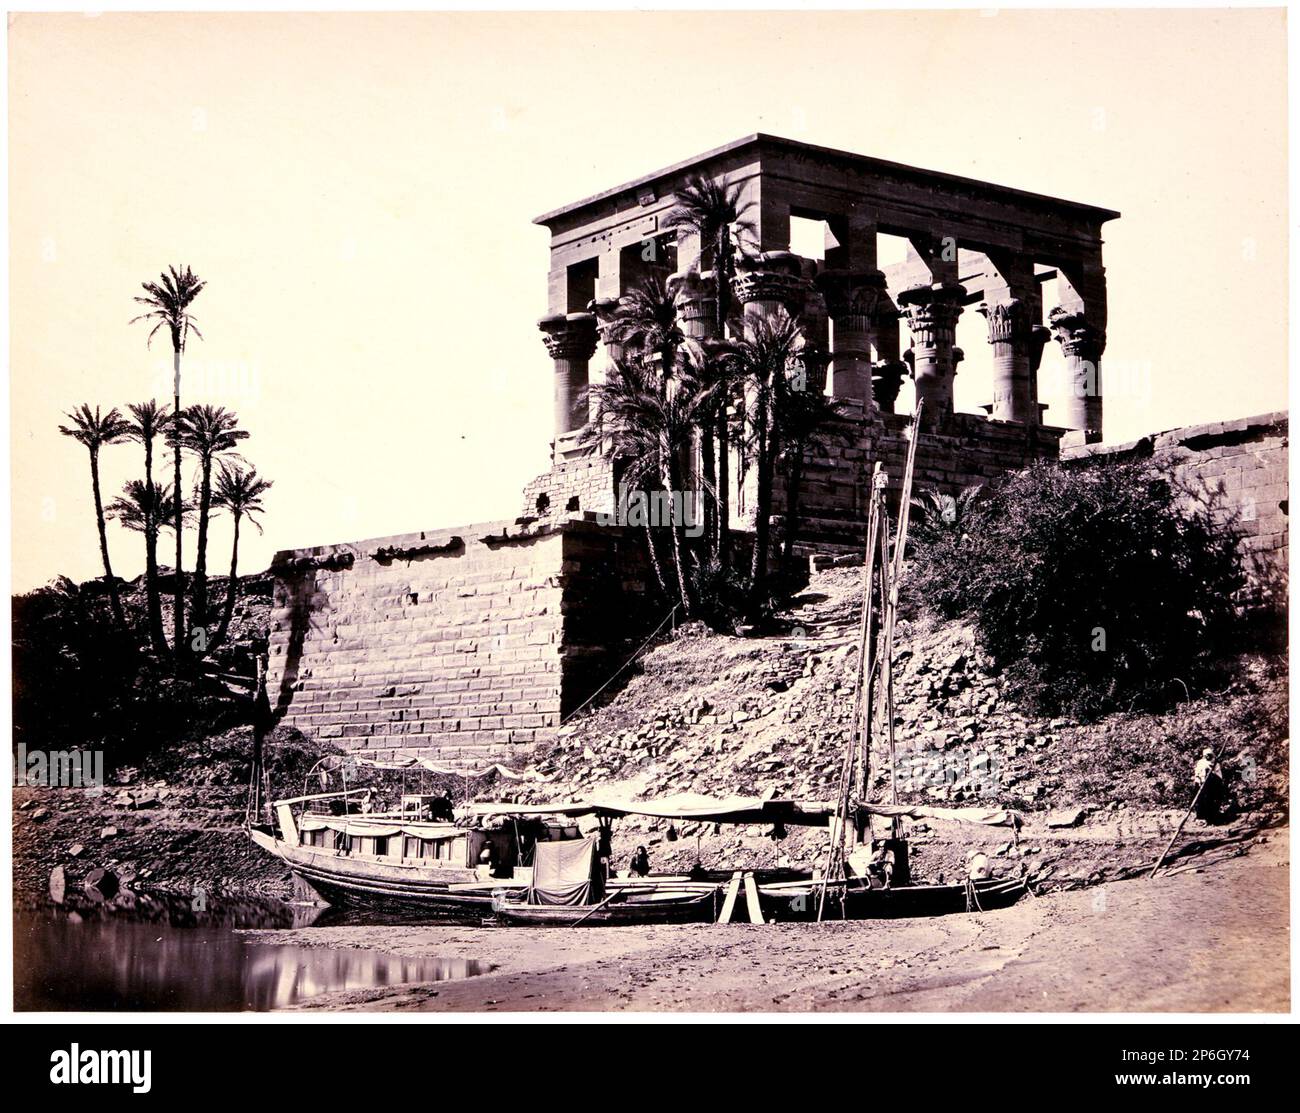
<box><xmin>83</xmin><ymin>868</ymin><xmax>120</xmax><ymax>901</ymax></box>
<box><xmin>1046</xmin><ymin>807</ymin><xmax>1089</xmax><ymax>829</ymax></box>
<box><xmin>48</xmin><ymin>865</ymin><xmax>66</xmax><ymax>903</ymax></box>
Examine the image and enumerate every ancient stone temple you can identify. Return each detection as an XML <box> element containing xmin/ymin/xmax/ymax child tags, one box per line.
<box><xmin>524</xmin><ymin>134</ymin><xmax>1117</xmax><ymax>552</ymax></box>
<box><xmin>265</xmin><ymin>136</ymin><xmax>1284</xmax><ymax>766</ymax></box>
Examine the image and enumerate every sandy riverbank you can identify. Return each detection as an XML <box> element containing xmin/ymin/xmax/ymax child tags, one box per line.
<box><xmin>250</xmin><ymin>825</ymin><xmax>1289</xmax><ymax>1013</ymax></box>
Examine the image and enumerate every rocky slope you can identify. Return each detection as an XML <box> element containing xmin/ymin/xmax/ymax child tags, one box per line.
<box><xmin>501</xmin><ymin>568</ymin><xmax>1288</xmax><ymax>885</ymax></box>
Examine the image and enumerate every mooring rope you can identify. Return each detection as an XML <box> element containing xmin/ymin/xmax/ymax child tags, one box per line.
<box><xmin>560</xmin><ymin>604</ymin><xmax>680</xmax><ymax>724</ymax></box>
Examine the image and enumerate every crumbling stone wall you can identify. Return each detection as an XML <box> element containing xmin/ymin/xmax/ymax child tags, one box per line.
<box><xmin>769</xmin><ymin>405</ymin><xmax>1064</xmax><ymax>555</ymax></box>
<box><xmin>1062</xmin><ymin>412</ymin><xmax>1288</xmax><ymax>605</ymax></box>
<box><xmin>521</xmin><ymin>454</ymin><xmax>617</xmax><ymax>525</ymax></box>
<box><xmin>266</xmin><ymin>518</ymin><xmax>658</xmax><ymax>763</ymax></box>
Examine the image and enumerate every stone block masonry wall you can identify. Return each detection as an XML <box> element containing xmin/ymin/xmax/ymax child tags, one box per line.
<box><xmin>1062</xmin><ymin>412</ymin><xmax>1289</xmax><ymax>605</ymax></box>
<box><xmin>521</xmin><ymin>452</ymin><xmax>618</xmax><ymax>526</ymax></box>
<box><xmin>769</xmin><ymin>404</ymin><xmax>1064</xmax><ymax>556</ymax></box>
<box><xmin>267</xmin><ymin>520</ymin><xmax>565</xmax><ymax>764</ymax></box>
<box><xmin>266</xmin><ymin>517</ymin><xmax>662</xmax><ymax>763</ymax></box>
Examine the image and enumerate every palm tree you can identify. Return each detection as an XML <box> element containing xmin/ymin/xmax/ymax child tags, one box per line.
<box><xmin>603</xmin><ymin>275</ymin><xmax>688</xmax><ymax>390</ymax></box>
<box><xmin>126</xmin><ymin>401</ymin><xmax>172</xmax><ymax>654</ymax></box>
<box><xmin>730</xmin><ymin>310</ymin><xmax>805</xmax><ymax>615</ymax></box>
<box><xmin>107</xmin><ymin>479</ymin><xmax>191</xmax><ymax>543</ymax></box>
<box><xmin>663</xmin><ymin>175</ymin><xmax>755</xmax><ymax>562</ymax></box>
<box><xmin>58</xmin><ymin>405</ymin><xmax>134</xmax><ymax>629</ymax></box>
<box><xmin>581</xmin><ymin>354</ymin><xmax>699</xmax><ymax>616</ymax></box>
<box><xmin>210</xmin><ymin>462</ymin><xmax>273</xmax><ymax>648</ymax></box>
<box><xmin>909</xmin><ymin>486</ymin><xmax>985</xmax><ymax>547</ymax></box>
<box><xmin>179</xmin><ymin>404</ymin><xmax>248</xmax><ymax>644</ymax></box>
<box><xmin>131</xmin><ymin>264</ymin><xmax>205</xmax><ymax>659</ymax></box>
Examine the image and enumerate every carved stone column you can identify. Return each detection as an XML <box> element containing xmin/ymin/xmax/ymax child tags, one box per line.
<box><xmin>732</xmin><ymin>251</ymin><xmax>806</xmax><ymax>318</ymax></box>
<box><xmin>1048</xmin><ymin>307</ymin><xmax>1105</xmax><ymax>442</ymax></box>
<box><xmin>794</xmin><ymin>257</ymin><xmax>830</xmax><ymax>396</ymax></box>
<box><xmin>815</xmin><ymin>268</ymin><xmax>894</xmax><ymax>403</ymax></box>
<box><xmin>591</xmin><ymin>297</ymin><xmax>623</xmax><ymax>367</ymax></box>
<box><xmin>898</xmin><ymin>281</ymin><xmax>966</xmax><ymax>426</ymax></box>
<box><xmin>668</xmin><ymin>267</ymin><xmax>718</xmax><ymax>342</ymax></box>
<box><xmin>979</xmin><ymin>297</ymin><xmax>1035</xmax><ymax>423</ymax></box>
<box><xmin>538</xmin><ymin>312</ymin><xmax>598</xmax><ymax>437</ymax></box>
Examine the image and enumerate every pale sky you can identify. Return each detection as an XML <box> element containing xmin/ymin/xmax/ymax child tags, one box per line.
<box><xmin>7</xmin><ymin>8</ymin><xmax>1288</xmax><ymax>592</ymax></box>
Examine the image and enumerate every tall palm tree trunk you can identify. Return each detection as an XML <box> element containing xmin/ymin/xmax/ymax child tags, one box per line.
<box><xmin>782</xmin><ymin>440</ymin><xmax>806</xmax><ymax>569</ymax></box>
<box><xmin>172</xmin><ymin>350</ymin><xmax>184</xmax><ymax>661</ymax></box>
<box><xmin>641</xmin><ymin>515</ymin><xmax>669</xmax><ymax>600</ymax></box>
<box><xmin>699</xmin><ymin>423</ymin><xmax>717</xmax><ymax>558</ymax></box>
<box><xmin>716</xmin><ymin>408</ymin><xmax>731</xmax><ymax>560</ymax></box>
<box><xmin>88</xmin><ymin>449</ymin><xmax>126</xmax><ymax>628</ymax></box>
<box><xmin>749</xmin><ymin>394</ymin><xmax>775</xmax><ymax>611</ymax></box>
<box><xmin>662</xmin><ymin>448</ymin><xmax>692</xmax><ymax>617</ymax></box>
<box><xmin>141</xmin><ymin>435</ymin><xmax>167</xmax><ymax>654</ymax></box>
<box><xmin>193</xmin><ymin>455</ymin><xmax>213</xmax><ymax>637</ymax></box>
<box><xmin>715</xmin><ymin>234</ymin><xmax>733</xmax><ymax>564</ymax></box>
<box><xmin>213</xmin><ymin>511</ymin><xmax>241</xmax><ymax>648</ymax></box>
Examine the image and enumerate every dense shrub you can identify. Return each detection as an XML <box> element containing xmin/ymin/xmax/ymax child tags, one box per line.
<box><xmin>11</xmin><ymin>577</ymin><xmax>246</xmax><ymax>765</ymax></box>
<box><xmin>907</xmin><ymin>460</ymin><xmax>1244</xmax><ymax>720</ymax></box>
<box><xmin>690</xmin><ymin>556</ymin><xmax>753</xmax><ymax>632</ymax></box>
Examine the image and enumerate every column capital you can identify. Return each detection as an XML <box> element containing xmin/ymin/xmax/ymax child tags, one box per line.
<box><xmin>666</xmin><ymin>266</ymin><xmax>716</xmax><ymax>304</ymax></box>
<box><xmin>538</xmin><ymin>312</ymin><xmax>598</xmax><ymax>361</ymax></box>
<box><xmin>1048</xmin><ymin>306</ymin><xmax>1106</xmax><ymax>360</ymax></box>
<box><xmin>814</xmin><ymin>268</ymin><xmax>894</xmax><ymax>325</ymax></box>
<box><xmin>898</xmin><ymin>281</ymin><xmax>966</xmax><ymax>342</ymax></box>
<box><xmin>979</xmin><ymin>298</ymin><xmax>1033</xmax><ymax>346</ymax></box>
<box><xmin>732</xmin><ymin>251</ymin><xmax>807</xmax><ymax>313</ymax></box>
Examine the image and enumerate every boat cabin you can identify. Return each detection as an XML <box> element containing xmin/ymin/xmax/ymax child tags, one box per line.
<box><xmin>285</xmin><ymin>790</ymin><xmax>587</xmax><ymax>878</ymax></box>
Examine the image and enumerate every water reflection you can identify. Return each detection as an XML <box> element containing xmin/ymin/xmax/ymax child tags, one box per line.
<box><xmin>14</xmin><ymin>891</ymin><xmax>487</xmax><ymax>1011</ymax></box>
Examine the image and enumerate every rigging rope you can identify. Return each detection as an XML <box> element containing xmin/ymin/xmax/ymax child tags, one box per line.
<box><xmin>560</xmin><ymin>604</ymin><xmax>680</xmax><ymax>724</ymax></box>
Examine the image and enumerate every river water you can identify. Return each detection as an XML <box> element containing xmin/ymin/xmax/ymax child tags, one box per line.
<box><xmin>14</xmin><ymin>890</ymin><xmax>488</xmax><ymax>1011</ymax></box>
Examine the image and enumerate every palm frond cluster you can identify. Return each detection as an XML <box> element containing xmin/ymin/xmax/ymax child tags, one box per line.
<box><xmin>57</xmin><ymin>265</ymin><xmax>272</xmax><ymax>665</ymax></box>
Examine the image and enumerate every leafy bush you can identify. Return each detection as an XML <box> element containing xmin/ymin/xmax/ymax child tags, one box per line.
<box><xmin>689</xmin><ymin>555</ymin><xmax>753</xmax><ymax>632</ymax></box>
<box><xmin>907</xmin><ymin>459</ymin><xmax>1244</xmax><ymax>719</ymax></box>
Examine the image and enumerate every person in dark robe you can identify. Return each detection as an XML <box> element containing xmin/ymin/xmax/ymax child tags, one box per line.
<box><xmin>629</xmin><ymin>846</ymin><xmax>651</xmax><ymax>877</ymax></box>
<box><xmin>1194</xmin><ymin>747</ymin><xmax>1227</xmax><ymax>824</ymax></box>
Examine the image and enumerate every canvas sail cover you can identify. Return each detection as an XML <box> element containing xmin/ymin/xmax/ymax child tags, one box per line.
<box><xmin>528</xmin><ymin>835</ymin><xmax>603</xmax><ymax>906</ymax></box>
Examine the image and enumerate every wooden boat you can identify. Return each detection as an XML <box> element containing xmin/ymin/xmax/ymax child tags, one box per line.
<box><xmin>758</xmin><ymin>875</ymin><xmax>1028</xmax><ymax>922</ymax></box>
<box><xmin>248</xmin><ymin>789</ymin><xmax>582</xmax><ymax>920</ymax></box>
<box><xmin>493</xmin><ymin>889</ymin><xmax>719</xmax><ymax>927</ymax></box>
<box><xmin>490</xmin><ymin>835</ymin><xmax>721</xmax><ymax>927</ymax></box>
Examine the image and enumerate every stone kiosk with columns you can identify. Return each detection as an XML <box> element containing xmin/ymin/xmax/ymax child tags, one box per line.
<box><xmin>525</xmin><ymin>133</ymin><xmax>1118</xmax><ymax>552</ymax></box>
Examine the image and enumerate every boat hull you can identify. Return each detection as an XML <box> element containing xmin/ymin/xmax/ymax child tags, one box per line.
<box><xmin>762</xmin><ymin>877</ymin><xmax>1028</xmax><ymax>921</ymax></box>
<box><xmin>493</xmin><ymin>891</ymin><xmax>719</xmax><ymax>927</ymax></box>
<box><xmin>249</xmin><ymin>828</ymin><xmax>508</xmax><ymax>921</ymax></box>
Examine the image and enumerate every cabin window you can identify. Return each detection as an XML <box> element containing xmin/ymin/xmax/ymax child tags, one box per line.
<box><xmin>373</xmin><ymin>836</ymin><xmax>390</xmax><ymax>858</ymax></box>
<box><xmin>403</xmin><ymin>835</ymin><xmax>421</xmax><ymax>859</ymax></box>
